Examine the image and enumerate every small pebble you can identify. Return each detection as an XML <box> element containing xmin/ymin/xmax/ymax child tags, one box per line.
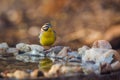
<box><xmin>92</xmin><ymin>40</ymin><xmax>112</xmax><ymax>49</ymax></box>
<box><xmin>30</xmin><ymin>69</ymin><xmax>44</xmax><ymax>78</ymax></box>
<box><xmin>13</xmin><ymin>70</ymin><xmax>30</xmax><ymax>79</ymax></box>
<box><xmin>6</xmin><ymin>48</ymin><xmax>18</xmax><ymax>53</ymax></box>
<box><xmin>57</xmin><ymin>47</ymin><xmax>70</xmax><ymax>57</ymax></box>
<box><xmin>0</xmin><ymin>43</ymin><xmax>9</xmax><ymax>49</ymax></box>
<box><xmin>6</xmin><ymin>73</ymin><xmax>14</xmax><ymax>78</ymax></box>
<box><xmin>29</xmin><ymin>44</ymin><xmax>44</xmax><ymax>52</ymax></box>
<box><xmin>0</xmin><ymin>43</ymin><xmax>9</xmax><ymax>54</ymax></box>
<box><xmin>16</xmin><ymin>43</ymin><xmax>31</xmax><ymax>52</ymax></box>
<box><xmin>111</xmin><ymin>61</ymin><xmax>120</xmax><ymax>71</ymax></box>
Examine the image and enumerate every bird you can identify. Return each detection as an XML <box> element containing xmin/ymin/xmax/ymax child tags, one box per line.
<box><xmin>39</xmin><ymin>23</ymin><xmax>56</xmax><ymax>46</ymax></box>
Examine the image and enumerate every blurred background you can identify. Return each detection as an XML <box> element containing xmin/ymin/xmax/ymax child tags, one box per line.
<box><xmin>0</xmin><ymin>0</ymin><xmax>120</xmax><ymax>50</ymax></box>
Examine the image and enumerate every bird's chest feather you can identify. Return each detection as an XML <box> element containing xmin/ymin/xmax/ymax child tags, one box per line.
<box><xmin>40</xmin><ymin>31</ymin><xmax>56</xmax><ymax>46</ymax></box>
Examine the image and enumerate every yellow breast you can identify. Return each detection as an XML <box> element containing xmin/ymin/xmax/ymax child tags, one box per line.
<box><xmin>39</xmin><ymin>28</ymin><xmax>56</xmax><ymax>46</ymax></box>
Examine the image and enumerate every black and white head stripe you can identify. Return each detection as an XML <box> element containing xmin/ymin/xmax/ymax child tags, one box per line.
<box><xmin>42</xmin><ymin>23</ymin><xmax>51</xmax><ymax>31</ymax></box>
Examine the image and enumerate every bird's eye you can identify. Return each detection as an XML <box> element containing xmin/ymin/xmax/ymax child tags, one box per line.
<box><xmin>42</xmin><ymin>26</ymin><xmax>49</xmax><ymax>31</ymax></box>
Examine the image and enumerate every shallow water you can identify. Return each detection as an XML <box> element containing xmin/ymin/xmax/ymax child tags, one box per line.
<box><xmin>0</xmin><ymin>54</ymin><xmax>38</xmax><ymax>72</ymax></box>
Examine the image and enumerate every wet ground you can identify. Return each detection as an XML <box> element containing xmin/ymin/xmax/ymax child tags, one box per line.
<box><xmin>0</xmin><ymin>49</ymin><xmax>120</xmax><ymax>72</ymax></box>
<box><xmin>0</xmin><ymin>54</ymin><xmax>38</xmax><ymax>72</ymax></box>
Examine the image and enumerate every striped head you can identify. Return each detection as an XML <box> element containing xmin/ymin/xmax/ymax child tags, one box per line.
<box><xmin>41</xmin><ymin>23</ymin><xmax>52</xmax><ymax>31</ymax></box>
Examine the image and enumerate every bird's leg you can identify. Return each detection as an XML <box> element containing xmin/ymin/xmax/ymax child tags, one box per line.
<box><xmin>43</xmin><ymin>45</ymin><xmax>55</xmax><ymax>58</ymax></box>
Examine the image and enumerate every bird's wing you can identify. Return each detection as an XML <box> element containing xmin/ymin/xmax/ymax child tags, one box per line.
<box><xmin>53</xmin><ymin>30</ymin><xmax>56</xmax><ymax>39</ymax></box>
<box><xmin>39</xmin><ymin>31</ymin><xmax>43</xmax><ymax>39</ymax></box>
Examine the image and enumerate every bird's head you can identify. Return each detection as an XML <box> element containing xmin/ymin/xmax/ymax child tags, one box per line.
<box><xmin>41</xmin><ymin>23</ymin><xmax>52</xmax><ymax>31</ymax></box>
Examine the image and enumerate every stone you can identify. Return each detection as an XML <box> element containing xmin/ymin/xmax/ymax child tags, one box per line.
<box><xmin>78</xmin><ymin>45</ymin><xmax>90</xmax><ymax>56</ymax></box>
<box><xmin>92</xmin><ymin>40</ymin><xmax>112</xmax><ymax>49</ymax></box>
<box><xmin>6</xmin><ymin>73</ymin><xmax>14</xmax><ymax>78</ymax></box>
<box><xmin>0</xmin><ymin>43</ymin><xmax>9</xmax><ymax>54</ymax></box>
<box><xmin>82</xmin><ymin>62</ymin><xmax>100</xmax><ymax>74</ymax></box>
<box><xmin>29</xmin><ymin>44</ymin><xmax>44</xmax><ymax>52</ymax></box>
<box><xmin>82</xmin><ymin>48</ymin><xmax>114</xmax><ymax>64</ymax></box>
<box><xmin>6</xmin><ymin>48</ymin><xmax>18</xmax><ymax>55</ymax></box>
<box><xmin>100</xmin><ymin>62</ymin><xmax>112</xmax><ymax>74</ymax></box>
<box><xmin>57</xmin><ymin>47</ymin><xmax>70</xmax><ymax>57</ymax></box>
<box><xmin>30</xmin><ymin>69</ymin><xmax>44</xmax><ymax>78</ymax></box>
<box><xmin>47</xmin><ymin>64</ymin><xmax>62</xmax><ymax>77</ymax></box>
<box><xmin>60</xmin><ymin>65</ymin><xmax>82</xmax><ymax>74</ymax></box>
<box><xmin>13</xmin><ymin>70</ymin><xmax>30</xmax><ymax>79</ymax></box>
<box><xmin>47</xmin><ymin>46</ymin><xmax>64</xmax><ymax>54</ymax></box>
<box><xmin>0</xmin><ymin>43</ymin><xmax>9</xmax><ymax>49</ymax></box>
<box><xmin>16</xmin><ymin>43</ymin><xmax>31</xmax><ymax>52</ymax></box>
<box><xmin>111</xmin><ymin>61</ymin><xmax>120</xmax><ymax>71</ymax></box>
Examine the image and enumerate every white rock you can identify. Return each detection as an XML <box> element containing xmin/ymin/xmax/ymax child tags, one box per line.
<box><xmin>0</xmin><ymin>42</ymin><xmax>9</xmax><ymax>49</ymax></box>
<box><xmin>16</xmin><ymin>43</ymin><xmax>31</xmax><ymax>52</ymax></box>
<box><xmin>29</xmin><ymin>44</ymin><xmax>44</xmax><ymax>52</ymax></box>
<box><xmin>47</xmin><ymin>51</ymin><xmax>56</xmax><ymax>62</ymax></box>
<box><xmin>78</xmin><ymin>45</ymin><xmax>90</xmax><ymax>56</ymax></box>
<box><xmin>6</xmin><ymin>48</ymin><xmax>18</xmax><ymax>55</ymax></box>
<box><xmin>68</xmin><ymin>51</ymin><xmax>78</xmax><ymax>57</ymax></box>
<box><xmin>82</xmin><ymin>62</ymin><xmax>100</xmax><ymax>74</ymax></box>
<box><xmin>82</xmin><ymin>48</ymin><xmax>114</xmax><ymax>64</ymax></box>
<box><xmin>16</xmin><ymin>43</ymin><xmax>44</xmax><ymax>52</ymax></box>
<box><xmin>29</xmin><ymin>50</ymin><xmax>40</xmax><ymax>55</ymax></box>
<box><xmin>57</xmin><ymin>47</ymin><xmax>70</xmax><ymax>57</ymax></box>
<box><xmin>0</xmin><ymin>42</ymin><xmax>9</xmax><ymax>54</ymax></box>
<box><xmin>92</xmin><ymin>40</ymin><xmax>112</xmax><ymax>49</ymax></box>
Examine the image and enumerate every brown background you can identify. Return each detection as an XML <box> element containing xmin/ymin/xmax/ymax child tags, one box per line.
<box><xmin>0</xmin><ymin>0</ymin><xmax>120</xmax><ymax>50</ymax></box>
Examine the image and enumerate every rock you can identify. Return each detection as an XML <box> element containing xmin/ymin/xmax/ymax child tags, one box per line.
<box><xmin>29</xmin><ymin>50</ymin><xmax>43</xmax><ymax>56</ymax></box>
<box><xmin>68</xmin><ymin>51</ymin><xmax>79</xmax><ymax>57</ymax></box>
<box><xmin>92</xmin><ymin>40</ymin><xmax>112</xmax><ymax>49</ymax></box>
<box><xmin>6</xmin><ymin>48</ymin><xmax>18</xmax><ymax>55</ymax></box>
<box><xmin>0</xmin><ymin>71</ymin><xmax>9</xmax><ymax>78</ymax></box>
<box><xmin>78</xmin><ymin>45</ymin><xmax>90</xmax><ymax>56</ymax></box>
<box><xmin>15</xmin><ymin>50</ymin><xmax>45</xmax><ymax>63</ymax></box>
<box><xmin>16</xmin><ymin>43</ymin><xmax>44</xmax><ymax>53</ymax></box>
<box><xmin>47</xmin><ymin>46</ymin><xmax>64</xmax><ymax>54</ymax></box>
<box><xmin>111</xmin><ymin>61</ymin><xmax>120</xmax><ymax>71</ymax></box>
<box><xmin>100</xmin><ymin>62</ymin><xmax>112</xmax><ymax>74</ymax></box>
<box><xmin>57</xmin><ymin>47</ymin><xmax>70</xmax><ymax>57</ymax></box>
<box><xmin>0</xmin><ymin>43</ymin><xmax>9</xmax><ymax>54</ymax></box>
<box><xmin>16</xmin><ymin>54</ymin><xmax>30</xmax><ymax>62</ymax></box>
<box><xmin>47</xmin><ymin>64</ymin><xmax>62</xmax><ymax>77</ymax></box>
<box><xmin>48</xmin><ymin>63</ymin><xmax>82</xmax><ymax>77</ymax></box>
<box><xmin>68</xmin><ymin>58</ymin><xmax>81</xmax><ymax>63</ymax></box>
<box><xmin>47</xmin><ymin>51</ymin><xmax>56</xmax><ymax>62</ymax></box>
<box><xmin>16</xmin><ymin>43</ymin><xmax>31</xmax><ymax>52</ymax></box>
<box><xmin>13</xmin><ymin>70</ymin><xmax>30</xmax><ymax>79</ymax></box>
<box><xmin>112</xmin><ymin>50</ymin><xmax>120</xmax><ymax>62</ymax></box>
<box><xmin>0</xmin><ymin>42</ymin><xmax>9</xmax><ymax>49</ymax></box>
<box><xmin>30</xmin><ymin>69</ymin><xmax>44</xmax><ymax>78</ymax></box>
<box><xmin>82</xmin><ymin>48</ymin><xmax>114</xmax><ymax>64</ymax></box>
<box><xmin>6</xmin><ymin>73</ymin><xmax>14</xmax><ymax>78</ymax></box>
<box><xmin>0</xmin><ymin>49</ymin><xmax>6</xmax><ymax>54</ymax></box>
<box><xmin>60</xmin><ymin>65</ymin><xmax>82</xmax><ymax>74</ymax></box>
<box><xmin>82</xmin><ymin>62</ymin><xmax>100</xmax><ymax>74</ymax></box>
<box><xmin>29</xmin><ymin>44</ymin><xmax>44</xmax><ymax>52</ymax></box>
